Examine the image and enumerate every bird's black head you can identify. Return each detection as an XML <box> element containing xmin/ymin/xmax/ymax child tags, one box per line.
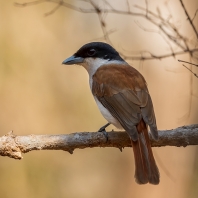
<box><xmin>75</xmin><ymin>42</ymin><xmax>123</xmax><ymax>61</ymax></box>
<box><xmin>62</xmin><ymin>42</ymin><xmax>124</xmax><ymax>65</ymax></box>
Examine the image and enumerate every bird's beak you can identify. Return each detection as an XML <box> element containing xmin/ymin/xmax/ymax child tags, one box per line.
<box><xmin>62</xmin><ymin>55</ymin><xmax>84</xmax><ymax>65</ymax></box>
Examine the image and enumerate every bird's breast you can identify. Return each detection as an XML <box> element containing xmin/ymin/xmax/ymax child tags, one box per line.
<box><xmin>93</xmin><ymin>96</ymin><xmax>122</xmax><ymax>129</ymax></box>
<box><xmin>88</xmin><ymin>62</ymin><xmax>126</xmax><ymax>129</ymax></box>
<box><xmin>90</xmin><ymin>75</ymin><xmax>119</xmax><ymax>127</ymax></box>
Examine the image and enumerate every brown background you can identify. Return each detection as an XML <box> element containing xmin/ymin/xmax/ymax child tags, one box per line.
<box><xmin>0</xmin><ymin>0</ymin><xmax>198</xmax><ymax>198</ymax></box>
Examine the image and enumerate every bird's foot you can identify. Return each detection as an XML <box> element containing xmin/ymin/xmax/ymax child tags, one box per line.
<box><xmin>98</xmin><ymin>123</ymin><xmax>110</xmax><ymax>132</ymax></box>
<box><xmin>99</xmin><ymin>130</ymin><xmax>108</xmax><ymax>142</ymax></box>
<box><xmin>98</xmin><ymin>123</ymin><xmax>110</xmax><ymax>142</ymax></box>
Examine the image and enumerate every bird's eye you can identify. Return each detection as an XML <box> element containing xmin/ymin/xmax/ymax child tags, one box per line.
<box><xmin>87</xmin><ymin>49</ymin><xmax>96</xmax><ymax>56</ymax></box>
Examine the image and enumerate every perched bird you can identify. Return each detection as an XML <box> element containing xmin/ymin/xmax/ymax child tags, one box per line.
<box><xmin>62</xmin><ymin>42</ymin><xmax>160</xmax><ymax>185</ymax></box>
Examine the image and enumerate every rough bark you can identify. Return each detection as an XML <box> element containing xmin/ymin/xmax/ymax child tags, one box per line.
<box><xmin>0</xmin><ymin>124</ymin><xmax>198</xmax><ymax>160</ymax></box>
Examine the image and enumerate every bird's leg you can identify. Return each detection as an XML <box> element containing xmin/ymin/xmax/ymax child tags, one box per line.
<box><xmin>98</xmin><ymin>123</ymin><xmax>110</xmax><ymax>141</ymax></box>
<box><xmin>98</xmin><ymin>123</ymin><xmax>110</xmax><ymax>132</ymax></box>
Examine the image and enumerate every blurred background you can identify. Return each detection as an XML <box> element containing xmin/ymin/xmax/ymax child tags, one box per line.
<box><xmin>0</xmin><ymin>0</ymin><xmax>198</xmax><ymax>197</ymax></box>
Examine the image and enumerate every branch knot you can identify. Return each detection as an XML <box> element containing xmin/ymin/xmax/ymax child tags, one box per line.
<box><xmin>0</xmin><ymin>131</ymin><xmax>22</xmax><ymax>159</ymax></box>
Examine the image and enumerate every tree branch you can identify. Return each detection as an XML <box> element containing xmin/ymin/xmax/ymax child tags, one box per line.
<box><xmin>15</xmin><ymin>0</ymin><xmax>198</xmax><ymax>62</ymax></box>
<box><xmin>121</xmin><ymin>48</ymin><xmax>198</xmax><ymax>61</ymax></box>
<box><xmin>179</xmin><ymin>0</ymin><xmax>198</xmax><ymax>39</ymax></box>
<box><xmin>0</xmin><ymin>124</ymin><xmax>198</xmax><ymax>160</ymax></box>
<box><xmin>178</xmin><ymin>59</ymin><xmax>198</xmax><ymax>78</ymax></box>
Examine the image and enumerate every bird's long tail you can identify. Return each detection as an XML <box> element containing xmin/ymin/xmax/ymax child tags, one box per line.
<box><xmin>131</xmin><ymin>119</ymin><xmax>160</xmax><ymax>185</ymax></box>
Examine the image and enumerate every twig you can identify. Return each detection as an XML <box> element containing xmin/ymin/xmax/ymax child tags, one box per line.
<box><xmin>192</xmin><ymin>9</ymin><xmax>198</xmax><ymax>22</ymax></box>
<box><xmin>134</xmin><ymin>20</ymin><xmax>175</xmax><ymax>55</ymax></box>
<box><xmin>15</xmin><ymin>0</ymin><xmax>97</xmax><ymax>13</ymax></box>
<box><xmin>125</xmin><ymin>0</ymin><xmax>130</xmax><ymax>12</ymax></box>
<box><xmin>0</xmin><ymin>124</ymin><xmax>198</xmax><ymax>160</ymax></box>
<box><xmin>178</xmin><ymin>59</ymin><xmax>198</xmax><ymax>67</ymax></box>
<box><xmin>44</xmin><ymin>0</ymin><xmax>63</xmax><ymax>16</ymax></box>
<box><xmin>178</xmin><ymin>59</ymin><xmax>198</xmax><ymax>78</ymax></box>
<box><xmin>14</xmin><ymin>0</ymin><xmax>198</xmax><ymax>61</ymax></box>
<box><xmin>122</xmin><ymin>48</ymin><xmax>198</xmax><ymax>61</ymax></box>
<box><xmin>182</xmin><ymin>64</ymin><xmax>198</xmax><ymax>78</ymax></box>
<box><xmin>179</xmin><ymin>0</ymin><xmax>198</xmax><ymax>39</ymax></box>
<box><xmin>134</xmin><ymin>4</ymin><xmax>190</xmax><ymax>51</ymax></box>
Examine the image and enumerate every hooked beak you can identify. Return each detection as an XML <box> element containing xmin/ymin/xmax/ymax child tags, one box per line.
<box><xmin>62</xmin><ymin>55</ymin><xmax>84</xmax><ymax>65</ymax></box>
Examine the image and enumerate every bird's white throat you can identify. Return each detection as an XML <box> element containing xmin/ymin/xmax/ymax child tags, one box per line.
<box><xmin>81</xmin><ymin>57</ymin><xmax>113</xmax><ymax>77</ymax></box>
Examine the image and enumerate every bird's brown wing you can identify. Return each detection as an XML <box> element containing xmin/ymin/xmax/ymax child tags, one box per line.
<box><xmin>92</xmin><ymin>64</ymin><xmax>159</xmax><ymax>184</ymax></box>
<box><xmin>92</xmin><ymin>64</ymin><xmax>158</xmax><ymax>141</ymax></box>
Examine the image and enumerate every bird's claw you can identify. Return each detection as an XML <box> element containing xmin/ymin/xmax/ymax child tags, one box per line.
<box><xmin>98</xmin><ymin>129</ymin><xmax>108</xmax><ymax>142</ymax></box>
<box><xmin>98</xmin><ymin>123</ymin><xmax>110</xmax><ymax>142</ymax></box>
<box><xmin>98</xmin><ymin>123</ymin><xmax>110</xmax><ymax>132</ymax></box>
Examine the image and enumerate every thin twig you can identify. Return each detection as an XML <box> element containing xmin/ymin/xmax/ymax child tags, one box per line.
<box><xmin>126</xmin><ymin>0</ymin><xmax>130</xmax><ymax>12</ymax></box>
<box><xmin>192</xmin><ymin>9</ymin><xmax>198</xmax><ymax>22</ymax></box>
<box><xmin>14</xmin><ymin>0</ymin><xmax>198</xmax><ymax>61</ymax></box>
<box><xmin>178</xmin><ymin>59</ymin><xmax>198</xmax><ymax>67</ymax></box>
<box><xmin>179</xmin><ymin>0</ymin><xmax>198</xmax><ymax>39</ymax></box>
<box><xmin>44</xmin><ymin>0</ymin><xmax>63</xmax><ymax>16</ymax></box>
<box><xmin>121</xmin><ymin>48</ymin><xmax>198</xmax><ymax>61</ymax></box>
<box><xmin>182</xmin><ymin>64</ymin><xmax>198</xmax><ymax>78</ymax></box>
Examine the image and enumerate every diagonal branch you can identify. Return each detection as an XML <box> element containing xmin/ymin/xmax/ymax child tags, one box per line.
<box><xmin>15</xmin><ymin>0</ymin><xmax>198</xmax><ymax>61</ymax></box>
<box><xmin>192</xmin><ymin>9</ymin><xmax>198</xmax><ymax>22</ymax></box>
<box><xmin>178</xmin><ymin>59</ymin><xmax>198</xmax><ymax>67</ymax></box>
<box><xmin>0</xmin><ymin>124</ymin><xmax>198</xmax><ymax>160</ymax></box>
<box><xmin>181</xmin><ymin>64</ymin><xmax>198</xmax><ymax>78</ymax></box>
<box><xmin>179</xmin><ymin>0</ymin><xmax>198</xmax><ymax>39</ymax></box>
<box><xmin>178</xmin><ymin>59</ymin><xmax>198</xmax><ymax>78</ymax></box>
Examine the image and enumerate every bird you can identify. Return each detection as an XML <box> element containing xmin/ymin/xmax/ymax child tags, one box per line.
<box><xmin>62</xmin><ymin>42</ymin><xmax>160</xmax><ymax>185</ymax></box>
